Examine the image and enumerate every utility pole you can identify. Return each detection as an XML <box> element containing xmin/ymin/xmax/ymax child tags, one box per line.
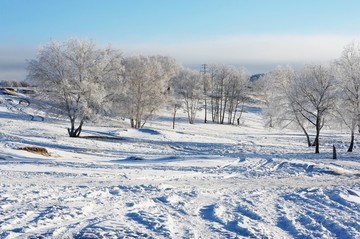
<box><xmin>200</xmin><ymin>64</ymin><xmax>208</xmax><ymax>75</ymax></box>
<box><xmin>200</xmin><ymin>64</ymin><xmax>208</xmax><ymax>123</ymax></box>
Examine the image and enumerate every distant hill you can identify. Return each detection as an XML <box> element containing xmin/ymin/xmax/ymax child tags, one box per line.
<box><xmin>250</xmin><ymin>73</ymin><xmax>264</xmax><ymax>82</ymax></box>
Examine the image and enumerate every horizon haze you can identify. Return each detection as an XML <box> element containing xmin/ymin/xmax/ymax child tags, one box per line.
<box><xmin>1</xmin><ymin>0</ymin><xmax>360</xmax><ymax>81</ymax></box>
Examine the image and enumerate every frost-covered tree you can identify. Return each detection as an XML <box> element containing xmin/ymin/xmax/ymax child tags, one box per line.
<box><xmin>289</xmin><ymin>65</ymin><xmax>337</xmax><ymax>153</ymax></box>
<box><xmin>119</xmin><ymin>55</ymin><xmax>180</xmax><ymax>128</ymax></box>
<box><xmin>334</xmin><ymin>42</ymin><xmax>360</xmax><ymax>152</ymax></box>
<box><xmin>172</xmin><ymin>68</ymin><xmax>203</xmax><ymax>124</ymax></box>
<box><xmin>208</xmin><ymin>64</ymin><xmax>249</xmax><ymax>124</ymax></box>
<box><xmin>209</xmin><ymin>65</ymin><xmax>231</xmax><ymax>124</ymax></box>
<box><xmin>225</xmin><ymin>67</ymin><xmax>250</xmax><ymax>125</ymax></box>
<box><xmin>27</xmin><ymin>39</ymin><xmax>123</xmax><ymax>137</ymax></box>
<box><xmin>260</xmin><ymin>65</ymin><xmax>320</xmax><ymax>147</ymax></box>
<box><xmin>261</xmin><ymin>66</ymin><xmax>294</xmax><ymax>128</ymax></box>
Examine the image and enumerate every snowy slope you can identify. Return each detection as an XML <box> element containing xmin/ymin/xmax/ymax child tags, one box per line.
<box><xmin>0</xmin><ymin>93</ymin><xmax>360</xmax><ymax>238</ymax></box>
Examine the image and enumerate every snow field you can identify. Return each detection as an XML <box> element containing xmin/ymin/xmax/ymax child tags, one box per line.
<box><xmin>0</xmin><ymin>101</ymin><xmax>360</xmax><ymax>238</ymax></box>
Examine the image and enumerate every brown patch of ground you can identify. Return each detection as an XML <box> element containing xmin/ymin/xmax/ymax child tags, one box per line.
<box><xmin>1</xmin><ymin>88</ymin><xmax>19</xmax><ymax>96</ymax></box>
<box><xmin>18</xmin><ymin>146</ymin><xmax>50</xmax><ymax>156</ymax></box>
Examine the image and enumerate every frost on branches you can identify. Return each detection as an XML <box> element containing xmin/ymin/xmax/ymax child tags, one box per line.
<box><xmin>119</xmin><ymin>55</ymin><xmax>180</xmax><ymax>128</ymax></box>
<box><xmin>27</xmin><ymin>39</ymin><xmax>123</xmax><ymax>137</ymax></box>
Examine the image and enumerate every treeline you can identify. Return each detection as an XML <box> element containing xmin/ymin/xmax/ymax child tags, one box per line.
<box><xmin>171</xmin><ymin>65</ymin><xmax>250</xmax><ymax>125</ymax></box>
<box><xmin>27</xmin><ymin>39</ymin><xmax>181</xmax><ymax>137</ymax></box>
<box><xmin>259</xmin><ymin>42</ymin><xmax>360</xmax><ymax>153</ymax></box>
<box><xmin>26</xmin><ymin>38</ymin><xmax>253</xmax><ymax>137</ymax></box>
<box><xmin>25</xmin><ymin>38</ymin><xmax>360</xmax><ymax>154</ymax></box>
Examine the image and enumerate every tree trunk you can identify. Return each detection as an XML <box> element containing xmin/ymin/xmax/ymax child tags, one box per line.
<box><xmin>295</xmin><ymin>113</ymin><xmax>312</xmax><ymax>147</ymax></box>
<box><xmin>211</xmin><ymin>96</ymin><xmax>215</xmax><ymax>123</ymax></box>
<box><xmin>186</xmin><ymin>100</ymin><xmax>193</xmax><ymax>124</ymax></box>
<box><xmin>68</xmin><ymin>119</ymin><xmax>84</xmax><ymax>137</ymax></box>
<box><xmin>219</xmin><ymin>83</ymin><xmax>224</xmax><ymax>124</ymax></box>
<box><xmin>172</xmin><ymin>106</ymin><xmax>177</xmax><ymax>129</ymax></box>
<box><xmin>232</xmin><ymin>105</ymin><xmax>237</xmax><ymax>125</ymax></box>
<box><xmin>68</xmin><ymin>118</ymin><xmax>75</xmax><ymax>137</ymax></box>
<box><xmin>227</xmin><ymin>105</ymin><xmax>233</xmax><ymax>124</ymax></box>
<box><xmin>304</xmin><ymin>132</ymin><xmax>311</xmax><ymax>147</ymax></box>
<box><xmin>314</xmin><ymin>136</ymin><xmax>319</xmax><ymax>154</ymax></box>
<box><xmin>315</xmin><ymin>117</ymin><xmax>320</xmax><ymax>154</ymax></box>
<box><xmin>231</xmin><ymin>101</ymin><xmax>240</xmax><ymax>125</ymax></box>
<box><xmin>215</xmin><ymin>97</ymin><xmax>220</xmax><ymax>123</ymax></box>
<box><xmin>130</xmin><ymin>119</ymin><xmax>135</xmax><ymax>128</ymax></box>
<box><xmin>74</xmin><ymin>120</ymin><xmax>83</xmax><ymax>137</ymax></box>
<box><xmin>347</xmin><ymin>131</ymin><xmax>355</xmax><ymax>152</ymax></box>
<box><xmin>204</xmin><ymin>96</ymin><xmax>207</xmax><ymax>123</ymax></box>
<box><xmin>220</xmin><ymin>98</ymin><xmax>227</xmax><ymax>124</ymax></box>
<box><xmin>136</xmin><ymin>120</ymin><xmax>141</xmax><ymax>128</ymax></box>
<box><xmin>311</xmin><ymin>138</ymin><xmax>317</xmax><ymax>147</ymax></box>
<box><xmin>236</xmin><ymin>102</ymin><xmax>245</xmax><ymax>126</ymax></box>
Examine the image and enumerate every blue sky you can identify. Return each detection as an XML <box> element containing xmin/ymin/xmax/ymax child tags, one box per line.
<box><xmin>1</xmin><ymin>0</ymin><xmax>360</xmax><ymax>80</ymax></box>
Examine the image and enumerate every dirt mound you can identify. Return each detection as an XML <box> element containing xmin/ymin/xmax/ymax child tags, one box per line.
<box><xmin>19</xmin><ymin>146</ymin><xmax>50</xmax><ymax>156</ymax></box>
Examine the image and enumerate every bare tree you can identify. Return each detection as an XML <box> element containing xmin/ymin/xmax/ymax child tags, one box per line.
<box><xmin>260</xmin><ymin>65</ymin><xmax>323</xmax><ymax>147</ymax></box>
<box><xmin>27</xmin><ymin>39</ymin><xmax>123</xmax><ymax>137</ymax></box>
<box><xmin>335</xmin><ymin>42</ymin><xmax>360</xmax><ymax>152</ymax></box>
<box><xmin>289</xmin><ymin>65</ymin><xmax>337</xmax><ymax>153</ymax></box>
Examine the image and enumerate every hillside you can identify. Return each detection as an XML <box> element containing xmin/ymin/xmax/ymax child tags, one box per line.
<box><xmin>0</xmin><ymin>90</ymin><xmax>359</xmax><ymax>238</ymax></box>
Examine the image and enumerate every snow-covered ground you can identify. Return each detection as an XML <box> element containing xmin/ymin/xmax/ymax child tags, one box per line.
<box><xmin>0</xmin><ymin>92</ymin><xmax>360</xmax><ymax>238</ymax></box>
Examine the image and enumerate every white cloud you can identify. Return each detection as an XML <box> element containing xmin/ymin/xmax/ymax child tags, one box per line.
<box><xmin>1</xmin><ymin>34</ymin><xmax>360</xmax><ymax>80</ymax></box>
<box><xmin>121</xmin><ymin>34</ymin><xmax>360</xmax><ymax>67</ymax></box>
